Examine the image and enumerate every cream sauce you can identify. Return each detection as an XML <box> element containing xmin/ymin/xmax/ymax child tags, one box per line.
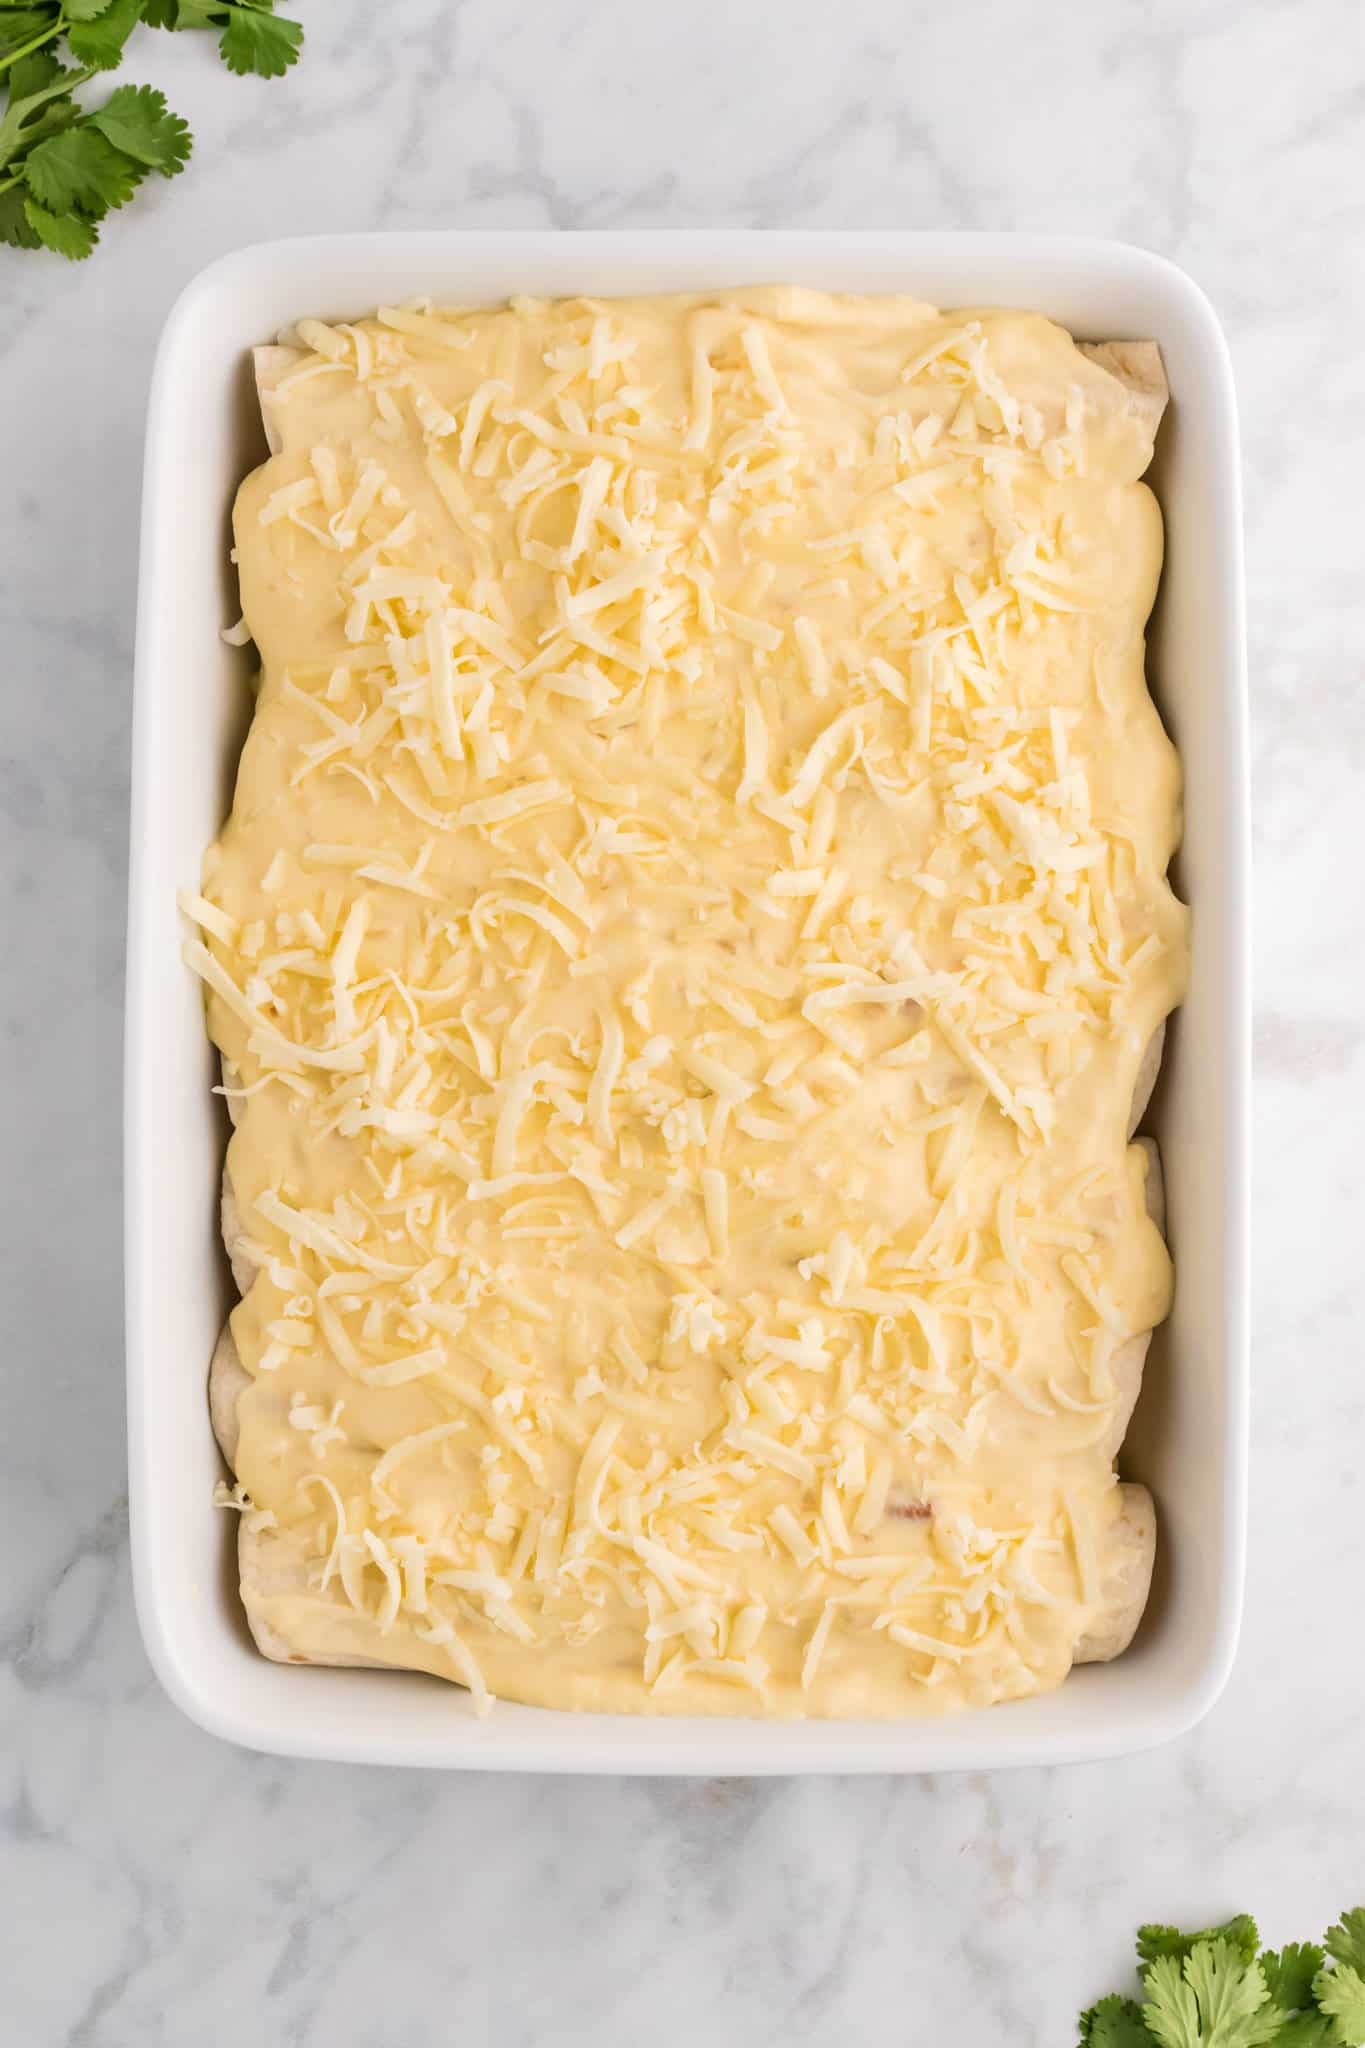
<box><xmin>190</xmin><ymin>288</ymin><xmax>1187</xmax><ymax>1717</ymax></box>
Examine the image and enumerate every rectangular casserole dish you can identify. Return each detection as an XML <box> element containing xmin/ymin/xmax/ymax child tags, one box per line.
<box><xmin>126</xmin><ymin>231</ymin><xmax>1248</xmax><ymax>1772</ymax></box>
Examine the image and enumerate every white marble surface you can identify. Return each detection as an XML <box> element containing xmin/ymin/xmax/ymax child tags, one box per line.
<box><xmin>2</xmin><ymin>1</ymin><xmax>1362</xmax><ymax>2040</ymax></box>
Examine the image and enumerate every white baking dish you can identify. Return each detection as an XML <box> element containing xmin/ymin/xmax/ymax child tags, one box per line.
<box><xmin>126</xmin><ymin>232</ymin><xmax>1248</xmax><ymax>1771</ymax></box>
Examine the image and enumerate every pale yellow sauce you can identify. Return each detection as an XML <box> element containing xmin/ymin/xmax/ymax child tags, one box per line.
<box><xmin>191</xmin><ymin>288</ymin><xmax>1187</xmax><ymax>1717</ymax></box>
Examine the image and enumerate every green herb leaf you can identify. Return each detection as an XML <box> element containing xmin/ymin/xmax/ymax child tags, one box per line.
<box><xmin>4</xmin><ymin>85</ymin><xmax>73</xmax><ymax>149</ymax></box>
<box><xmin>1080</xmin><ymin>1993</ymin><xmax>1156</xmax><ymax>2046</ymax></box>
<box><xmin>1316</xmin><ymin>1965</ymin><xmax>1365</xmax><ymax>2047</ymax></box>
<box><xmin>0</xmin><ymin>64</ymin><xmax>86</xmax><ymax>170</ymax></box>
<box><xmin>1141</xmin><ymin>1955</ymin><xmax>1202</xmax><ymax>2048</ymax></box>
<box><xmin>217</xmin><ymin>2</ymin><xmax>300</xmax><ymax>77</ymax></box>
<box><xmin>1185</xmin><ymin>1944</ymin><xmax>1281</xmax><ymax>2045</ymax></box>
<box><xmin>1</xmin><ymin>0</ymin><xmax>297</xmax><ymax>260</ymax></box>
<box><xmin>1264</xmin><ymin>1947</ymin><xmax>1329</xmax><ymax>2014</ymax></box>
<box><xmin>141</xmin><ymin>0</ymin><xmax>215</xmax><ymax>21</ymax></box>
<box><xmin>1139</xmin><ymin>1920</ymin><xmax>1263</xmax><ymax>1974</ymax></box>
<box><xmin>1275</xmin><ymin>2017</ymin><xmax>1340</xmax><ymax>2048</ymax></box>
<box><xmin>90</xmin><ymin>81</ymin><xmax>189</xmax><ymax>172</ymax></box>
<box><xmin>67</xmin><ymin>0</ymin><xmax>143</xmax><ymax>67</ymax></box>
<box><xmin>23</xmin><ymin>190</ymin><xmax>99</xmax><ymax>255</ymax></box>
<box><xmin>23</xmin><ymin>120</ymin><xmax>141</xmax><ymax>210</ymax></box>
<box><xmin>0</xmin><ymin>178</ymin><xmax>40</xmax><ymax>243</ymax></box>
<box><xmin>140</xmin><ymin>0</ymin><xmax>301</xmax><ymax>67</ymax></box>
<box><xmin>0</xmin><ymin>8</ymin><xmax>57</xmax><ymax>65</ymax></box>
<box><xmin>1083</xmin><ymin>1910</ymin><xmax>1365</xmax><ymax>2048</ymax></box>
<box><xmin>6</xmin><ymin>45</ymin><xmax>59</xmax><ymax>92</ymax></box>
<box><xmin>1327</xmin><ymin>1918</ymin><xmax>1365</xmax><ymax>1981</ymax></box>
<box><xmin>1141</xmin><ymin>1943</ymin><xmax>1284</xmax><ymax>2048</ymax></box>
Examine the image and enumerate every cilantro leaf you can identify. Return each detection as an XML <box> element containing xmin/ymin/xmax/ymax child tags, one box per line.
<box><xmin>2</xmin><ymin>85</ymin><xmax>74</xmax><ymax>150</ymax></box>
<box><xmin>6</xmin><ymin>45</ymin><xmax>60</xmax><ymax>93</ymax></box>
<box><xmin>1080</xmin><ymin>1993</ymin><xmax>1156</xmax><ymax>2046</ymax></box>
<box><xmin>142</xmin><ymin>0</ymin><xmax>223</xmax><ymax>21</ymax></box>
<box><xmin>0</xmin><ymin>61</ymin><xmax>83</xmax><ymax>168</ymax></box>
<box><xmin>1285</xmin><ymin>2015</ymin><xmax>1342</xmax><ymax>2048</ymax></box>
<box><xmin>23</xmin><ymin>121</ymin><xmax>140</xmax><ymax>210</ymax></box>
<box><xmin>23</xmin><ymin>190</ymin><xmax>99</xmax><ymax>254</ymax></box>
<box><xmin>1275</xmin><ymin>2017</ymin><xmax>1340</xmax><ymax>2048</ymax></box>
<box><xmin>1141</xmin><ymin>1943</ymin><xmax>1283</xmax><ymax>2048</ymax></box>
<box><xmin>0</xmin><ymin>0</ymin><xmax>300</xmax><ymax>260</ymax></box>
<box><xmin>66</xmin><ymin>0</ymin><xmax>143</xmax><ymax>68</ymax></box>
<box><xmin>90</xmin><ymin>82</ymin><xmax>189</xmax><ymax>173</ymax></box>
<box><xmin>1264</xmin><ymin>1947</ymin><xmax>1328</xmax><ymax>2014</ymax></box>
<box><xmin>0</xmin><ymin>9</ymin><xmax>57</xmax><ymax>65</ymax></box>
<box><xmin>0</xmin><ymin>176</ymin><xmax>39</xmax><ymax>242</ymax></box>
<box><xmin>1140</xmin><ymin>1920</ymin><xmax>1263</xmax><ymax>1974</ymax></box>
<box><xmin>1316</xmin><ymin>1964</ymin><xmax>1365</xmax><ymax>2047</ymax></box>
<box><xmin>217</xmin><ymin>3</ymin><xmax>301</xmax><ymax>78</ymax></box>
<box><xmin>1327</xmin><ymin>1918</ymin><xmax>1365</xmax><ymax>1980</ymax></box>
<box><xmin>1141</xmin><ymin>1955</ymin><xmax>1203</xmax><ymax>2048</ymax></box>
<box><xmin>134</xmin><ymin>0</ymin><xmax>304</xmax><ymax>77</ymax></box>
<box><xmin>1185</xmin><ymin>1943</ymin><xmax>1281</xmax><ymax>2045</ymax></box>
<box><xmin>140</xmin><ymin>0</ymin><xmax>207</xmax><ymax>22</ymax></box>
<box><xmin>1082</xmin><ymin>1910</ymin><xmax>1365</xmax><ymax>2048</ymax></box>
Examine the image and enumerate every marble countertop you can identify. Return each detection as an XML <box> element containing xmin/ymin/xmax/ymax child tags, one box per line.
<box><xmin>3</xmin><ymin>2</ymin><xmax>1363</xmax><ymax>2041</ymax></box>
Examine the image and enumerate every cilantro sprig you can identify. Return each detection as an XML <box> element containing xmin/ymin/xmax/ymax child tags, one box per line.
<box><xmin>0</xmin><ymin>0</ymin><xmax>301</xmax><ymax>258</ymax></box>
<box><xmin>1080</xmin><ymin>1907</ymin><xmax>1365</xmax><ymax>2048</ymax></box>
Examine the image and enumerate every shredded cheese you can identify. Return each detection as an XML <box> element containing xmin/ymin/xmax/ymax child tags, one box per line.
<box><xmin>192</xmin><ymin>285</ymin><xmax>1184</xmax><ymax>1721</ymax></box>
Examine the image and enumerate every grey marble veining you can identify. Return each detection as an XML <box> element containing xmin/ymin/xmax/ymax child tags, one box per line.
<box><xmin>3</xmin><ymin>2</ymin><xmax>1363</xmax><ymax>2041</ymax></box>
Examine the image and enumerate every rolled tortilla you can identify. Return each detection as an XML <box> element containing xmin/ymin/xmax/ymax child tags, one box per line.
<box><xmin>217</xmin><ymin>1053</ymin><xmax>263</xmax><ymax>1295</ymax></box>
<box><xmin>1137</xmin><ymin>1132</ymin><xmax>1166</xmax><ymax>1236</ymax></box>
<box><xmin>221</xmin><ymin>1166</ymin><xmax>259</xmax><ymax>1299</ymax></box>
<box><xmin>210</xmin><ymin>325</ymin><xmax>1175</xmax><ymax>1706</ymax></box>
<box><xmin>241</xmin><ymin>1487</ymin><xmax>1159</xmax><ymax>1688</ymax></box>
<box><xmin>1104</xmin><ymin>342</ymin><xmax>1170</xmax><ymax>1152</ymax></box>
<box><xmin>212</xmin><ymin>1056</ymin><xmax>259</xmax><ymax>1466</ymax></box>
<box><xmin>252</xmin><ymin>345</ymin><xmax>302</xmax><ymax>457</ymax></box>
<box><xmin>1078</xmin><ymin>340</ymin><xmax>1169</xmax><ymax>441</ymax></box>
<box><xmin>237</xmin><ymin>1520</ymin><xmax>401</xmax><ymax>1672</ymax></box>
<box><xmin>1073</xmin><ymin>1133</ymin><xmax>1165</xmax><ymax>1664</ymax></box>
<box><xmin>212</xmin><ymin>968</ymin><xmax>1175</xmax><ymax>1699</ymax></box>
<box><xmin>220</xmin><ymin>1056</ymin><xmax>244</xmax><ymax>1129</ymax></box>
<box><xmin>209</xmin><ymin>1322</ymin><xmax>250</xmax><ymax>1468</ymax></box>
<box><xmin>1073</xmin><ymin>1481</ymin><xmax>1157</xmax><ymax>1664</ymax></box>
<box><xmin>1098</xmin><ymin>1138</ymin><xmax>1167</xmax><ymax>1465</ymax></box>
<box><xmin>1128</xmin><ymin>1019</ymin><xmax>1166</xmax><ymax>1138</ymax></box>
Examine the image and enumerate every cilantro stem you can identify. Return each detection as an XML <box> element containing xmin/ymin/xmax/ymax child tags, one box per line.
<box><xmin>0</xmin><ymin>16</ymin><xmax>66</xmax><ymax>82</ymax></box>
<box><xmin>2</xmin><ymin>5</ymin><xmax>301</xmax><ymax>261</ymax></box>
